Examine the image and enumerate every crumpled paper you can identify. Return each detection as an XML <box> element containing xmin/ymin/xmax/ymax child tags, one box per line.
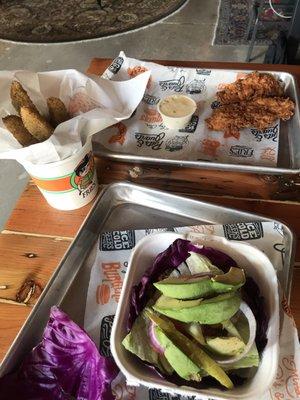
<box><xmin>0</xmin><ymin>68</ymin><xmax>150</xmax><ymax>165</ymax></box>
<box><xmin>84</xmin><ymin>221</ymin><xmax>300</xmax><ymax>400</ymax></box>
<box><xmin>94</xmin><ymin>52</ymin><xmax>283</xmax><ymax>167</ymax></box>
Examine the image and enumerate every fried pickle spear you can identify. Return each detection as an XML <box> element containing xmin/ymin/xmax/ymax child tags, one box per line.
<box><xmin>205</xmin><ymin>97</ymin><xmax>295</xmax><ymax>139</ymax></box>
<box><xmin>20</xmin><ymin>106</ymin><xmax>54</xmax><ymax>141</ymax></box>
<box><xmin>47</xmin><ymin>97</ymin><xmax>70</xmax><ymax>127</ymax></box>
<box><xmin>2</xmin><ymin>115</ymin><xmax>38</xmax><ymax>146</ymax></box>
<box><xmin>217</xmin><ymin>72</ymin><xmax>284</xmax><ymax>105</ymax></box>
<box><xmin>10</xmin><ymin>80</ymin><xmax>38</xmax><ymax>114</ymax></box>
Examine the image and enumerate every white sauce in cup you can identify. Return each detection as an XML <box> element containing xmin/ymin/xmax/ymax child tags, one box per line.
<box><xmin>158</xmin><ymin>95</ymin><xmax>197</xmax><ymax>129</ymax></box>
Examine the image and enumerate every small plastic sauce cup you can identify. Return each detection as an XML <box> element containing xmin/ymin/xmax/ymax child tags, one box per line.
<box><xmin>158</xmin><ymin>94</ymin><xmax>197</xmax><ymax>129</ymax></box>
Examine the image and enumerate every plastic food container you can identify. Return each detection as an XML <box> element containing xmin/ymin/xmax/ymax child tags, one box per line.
<box><xmin>157</xmin><ymin>95</ymin><xmax>197</xmax><ymax>129</ymax></box>
<box><xmin>111</xmin><ymin>232</ymin><xmax>279</xmax><ymax>400</ymax></box>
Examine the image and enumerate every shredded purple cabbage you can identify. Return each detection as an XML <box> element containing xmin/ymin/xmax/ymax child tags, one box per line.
<box><xmin>0</xmin><ymin>307</ymin><xmax>119</xmax><ymax>400</ymax></box>
<box><xmin>128</xmin><ymin>239</ymin><xmax>237</xmax><ymax>329</ymax></box>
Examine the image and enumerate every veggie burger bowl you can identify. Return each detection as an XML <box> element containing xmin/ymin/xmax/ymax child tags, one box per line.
<box><xmin>111</xmin><ymin>232</ymin><xmax>279</xmax><ymax>400</ymax></box>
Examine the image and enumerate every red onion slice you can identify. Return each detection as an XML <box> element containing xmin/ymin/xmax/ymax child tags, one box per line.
<box><xmin>148</xmin><ymin>321</ymin><xmax>164</xmax><ymax>354</ymax></box>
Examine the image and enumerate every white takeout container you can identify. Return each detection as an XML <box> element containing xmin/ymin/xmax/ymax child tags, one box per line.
<box><xmin>157</xmin><ymin>95</ymin><xmax>197</xmax><ymax>129</ymax></box>
<box><xmin>111</xmin><ymin>232</ymin><xmax>279</xmax><ymax>400</ymax></box>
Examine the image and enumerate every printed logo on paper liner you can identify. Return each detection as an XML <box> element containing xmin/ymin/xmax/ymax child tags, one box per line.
<box><xmin>159</xmin><ymin>76</ymin><xmax>185</xmax><ymax>92</ymax></box>
<box><xmin>112</xmin><ymin>373</ymin><xmax>136</xmax><ymax>400</ymax></box>
<box><xmin>99</xmin><ymin>315</ymin><xmax>115</xmax><ymax>357</ymax></box>
<box><xmin>97</xmin><ymin>262</ymin><xmax>123</xmax><ymax>303</ymax></box>
<box><xmin>179</xmin><ymin>115</ymin><xmax>199</xmax><ymax>133</ymax></box>
<box><xmin>165</xmin><ymin>135</ymin><xmax>189</xmax><ymax>152</ymax></box>
<box><xmin>200</xmin><ymin>139</ymin><xmax>221</xmax><ymax>157</ymax></box>
<box><xmin>135</xmin><ymin>132</ymin><xmax>165</xmax><ymax>150</ymax></box>
<box><xmin>196</xmin><ymin>68</ymin><xmax>211</xmax><ymax>76</ymax></box>
<box><xmin>250</xmin><ymin>124</ymin><xmax>279</xmax><ymax>142</ymax></box>
<box><xmin>223</xmin><ymin>222</ymin><xmax>264</xmax><ymax>240</ymax></box>
<box><xmin>260</xmin><ymin>147</ymin><xmax>276</xmax><ymax>162</ymax></box>
<box><xmin>270</xmin><ymin>355</ymin><xmax>300</xmax><ymax>399</ymax></box>
<box><xmin>140</xmin><ymin>108</ymin><xmax>163</xmax><ymax>125</ymax></box>
<box><xmin>108</xmin><ymin>56</ymin><xmax>124</xmax><ymax>74</ymax></box>
<box><xmin>186</xmin><ymin>79</ymin><xmax>206</xmax><ymax>95</ymax></box>
<box><xmin>32</xmin><ymin>151</ymin><xmax>96</xmax><ymax>198</ymax></box>
<box><xmin>143</xmin><ymin>93</ymin><xmax>160</xmax><ymax>106</ymax></box>
<box><xmin>229</xmin><ymin>145</ymin><xmax>254</xmax><ymax>158</ymax></box>
<box><xmin>100</xmin><ymin>230</ymin><xmax>136</xmax><ymax>251</ymax></box>
<box><xmin>109</xmin><ymin>122</ymin><xmax>127</xmax><ymax>145</ymax></box>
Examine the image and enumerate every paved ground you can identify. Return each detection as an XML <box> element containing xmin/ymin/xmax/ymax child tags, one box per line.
<box><xmin>0</xmin><ymin>0</ymin><xmax>266</xmax><ymax>229</ymax></box>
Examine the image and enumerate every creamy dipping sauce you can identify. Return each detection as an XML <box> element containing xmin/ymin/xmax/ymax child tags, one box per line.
<box><xmin>159</xmin><ymin>95</ymin><xmax>196</xmax><ymax>118</ymax></box>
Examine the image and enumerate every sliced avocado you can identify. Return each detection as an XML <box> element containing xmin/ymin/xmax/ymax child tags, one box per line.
<box><xmin>186</xmin><ymin>252</ymin><xmax>223</xmax><ymax>275</ymax></box>
<box><xmin>145</xmin><ymin>309</ymin><xmax>233</xmax><ymax>389</ymax></box>
<box><xmin>205</xmin><ymin>336</ymin><xmax>245</xmax><ymax>356</ymax></box>
<box><xmin>153</xmin><ymin>292</ymin><xmax>241</xmax><ymax>324</ymax></box>
<box><xmin>182</xmin><ymin>322</ymin><xmax>206</xmax><ymax>345</ymax></box>
<box><xmin>212</xmin><ymin>267</ymin><xmax>246</xmax><ymax>293</ymax></box>
<box><xmin>154</xmin><ymin>267</ymin><xmax>245</xmax><ymax>300</ymax></box>
<box><xmin>122</xmin><ymin>312</ymin><xmax>171</xmax><ymax>374</ymax></box>
<box><xmin>224</xmin><ymin>343</ymin><xmax>260</xmax><ymax>370</ymax></box>
<box><xmin>155</xmin><ymin>326</ymin><xmax>202</xmax><ymax>381</ymax></box>
<box><xmin>155</xmin><ymin>295</ymin><xmax>202</xmax><ymax>310</ymax></box>
<box><xmin>154</xmin><ymin>275</ymin><xmax>213</xmax><ymax>299</ymax></box>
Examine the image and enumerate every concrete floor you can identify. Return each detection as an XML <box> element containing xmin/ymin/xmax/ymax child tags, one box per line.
<box><xmin>0</xmin><ymin>0</ymin><xmax>267</xmax><ymax>229</ymax></box>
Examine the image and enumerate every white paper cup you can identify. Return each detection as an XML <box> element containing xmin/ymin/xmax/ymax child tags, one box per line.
<box><xmin>158</xmin><ymin>95</ymin><xmax>197</xmax><ymax>130</ymax></box>
<box><xmin>22</xmin><ymin>140</ymin><xmax>98</xmax><ymax>210</ymax></box>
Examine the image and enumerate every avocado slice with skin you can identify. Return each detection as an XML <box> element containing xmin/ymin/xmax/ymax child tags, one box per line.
<box><xmin>205</xmin><ymin>336</ymin><xmax>246</xmax><ymax>356</ymax></box>
<box><xmin>155</xmin><ymin>295</ymin><xmax>202</xmax><ymax>310</ymax></box>
<box><xmin>153</xmin><ymin>292</ymin><xmax>241</xmax><ymax>324</ymax></box>
<box><xmin>145</xmin><ymin>309</ymin><xmax>234</xmax><ymax>389</ymax></box>
<box><xmin>154</xmin><ymin>326</ymin><xmax>203</xmax><ymax>381</ymax></box>
<box><xmin>154</xmin><ymin>267</ymin><xmax>245</xmax><ymax>300</ymax></box>
<box><xmin>182</xmin><ymin>322</ymin><xmax>206</xmax><ymax>345</ymax></box>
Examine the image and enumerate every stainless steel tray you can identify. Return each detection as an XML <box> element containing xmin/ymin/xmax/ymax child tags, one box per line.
<box><xmin>93</xmin><ymin>69</ymin><xmax>300</xmax><ymax>175</ymax></box>
<box><xmin>0</xmin><ymin>182</ymin><xmax>295</xmax><ymax>377</ymax></box>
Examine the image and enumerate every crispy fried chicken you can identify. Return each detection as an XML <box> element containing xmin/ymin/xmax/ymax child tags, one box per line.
<box><xmin>205</xmin><ymin>97</ymin><xmax>295</xmax><ymax>139</ymax></box>
<box><xmin>216</xmin><ymin>72</ymin><xmax>284</xmax><ymax>105</ymax></box>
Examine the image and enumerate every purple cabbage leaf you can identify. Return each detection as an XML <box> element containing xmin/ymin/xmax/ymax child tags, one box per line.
<box><xmin>0</xmin><ymin>306</ymin><xmax>119</xmax><ymax>400</ymax></box>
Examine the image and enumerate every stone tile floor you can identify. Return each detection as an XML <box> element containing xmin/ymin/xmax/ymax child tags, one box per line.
<box><xmin>0</xmin><ymin>0</ymin><xmax>267</xmax><ymax>228</ymax></box>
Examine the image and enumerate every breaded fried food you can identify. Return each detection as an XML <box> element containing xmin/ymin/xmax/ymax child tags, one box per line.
<box><xmin>10</xmin><ymin>80</ymin><xmax>38</xmax><ymax>114</ymax></box>
<box><xmin>47</xmin><ymin>97</ymin><xmax>69</xmax><ymax>127</ymax></box>
<box><xmin>2</xmin><ymin>115</ymin><xmax>38</xmax><ymax>146</ymax></box>
<box><xmin>20</xmin><ymin>106</ymin><xmax>54</xmax><ymax>141</ymax></box>
<box><xmin>217</xmin><ymin>72</ymin><xmax>284</xmax><ymax>105</ymax></box>
<box><xmin>206</xmin><ymin>97</ymin><xmax>295</xmax><ymax>139</ymax></box>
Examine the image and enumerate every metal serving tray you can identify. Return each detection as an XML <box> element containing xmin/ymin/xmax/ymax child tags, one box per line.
<box><xmin>0</xmin><ymin>183</ymin><xmax>295</xmax><ymax>377</ymax></box>
<box><xmin>93</xmin><ymin>69</ymin><xmax>300</xmax><ymax>175</ymax></box>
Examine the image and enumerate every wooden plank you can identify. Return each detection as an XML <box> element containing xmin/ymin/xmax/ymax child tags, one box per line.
<box><xmin>94</xmin><ymin>158</ymin><xmax>299</xmax><ymax>201</ymax></box>
<box><xmin>87</xmin><ymin>58</ymin><xmax>300</xmax><ymax>84</ymax></box>
<box><xmin>0</xmin><ymin>233</ymin><xmax>71</xmax><ymax>361</ymax></box>
<box><xmin>3</xmin><ymin>182</ymin><xmax>95</xmax><ymax>237</ymax></box>
<box><xmin>0</xmin><ymin>306</ymin><xmax>31</xmax><ymax>361</ymax></box>
<box><xmin>0</xmin><ymin>233</ymin><xmax>71</xmax><ymax>302</ymax></box>
<box><xmin>291</xmin><ymin>268</ymin><xmax>300</xmax><ymax>330</ymax></box>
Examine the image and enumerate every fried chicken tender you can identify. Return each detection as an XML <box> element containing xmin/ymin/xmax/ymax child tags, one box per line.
<box><xmin>206</xmin><ymin>97</ymin><xmax>295</xmax><ymax>139</ymax></box>
<box><xmin>217</xmin><ymin>72</ymin><xmax>284</xmax><ymax>104</ymax></box>
<box><xmin>10</xmin><ymin>80</ymin><xmax>38</xmax><ymax>114</ymax></box>
<box><xmin>20</xmin><ymin>106</ymin><xmax>54</xmax><ymax>141</ymax></box>
<box><xmin>47</xmin><ymin>97</ymin><xmax>70</xmax><ymax>127</ymax></box>
<box><xmin>2</xmin><ymin>115</ymin><xmax>38</xmax><ymax>146</ymax></box>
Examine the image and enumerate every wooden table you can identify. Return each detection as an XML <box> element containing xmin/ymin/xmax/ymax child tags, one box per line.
<box><xmin>0</xmin><ymin>59</ymin><xmax>300</xmax><ymax>363</ymax></box>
